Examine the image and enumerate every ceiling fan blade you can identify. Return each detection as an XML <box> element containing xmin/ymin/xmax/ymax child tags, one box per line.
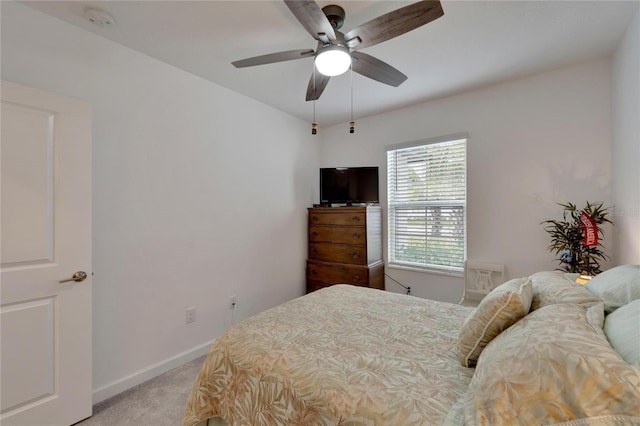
<box><xmin>351</xmin><ymin>51</ymin><xmax>407</xmax><ymax>87</ymax></box>
<box><xmin>232</xmin><ymin>49</ymin><xmax>315</xmax><ymax>68</ymax></box>
<box><xmin>284</xmin><ymin>0</ymin><xmax>336</xmax><ymax>42</ymax></box>
<box><xmin>306</xmin><ymin>72</ymin><xmax>331</xmax><ymax>101</ymax></box>
<box><xmin>345</xmin><ymin>1</ymin><xmax>444</xmax><ymax>51</ymax></box>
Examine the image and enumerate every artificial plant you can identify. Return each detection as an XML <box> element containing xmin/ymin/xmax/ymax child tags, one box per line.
<box><xmin>542</xmin><ymin>201</ymin><xmax>612</xmax><ymax>275</ymax></box>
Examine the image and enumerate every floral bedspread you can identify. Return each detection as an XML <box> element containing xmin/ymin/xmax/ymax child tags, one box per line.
<box><xmin>183</xmin><ymin>285</ymin><xmax>474</xmax><ymax>426</ymax></box>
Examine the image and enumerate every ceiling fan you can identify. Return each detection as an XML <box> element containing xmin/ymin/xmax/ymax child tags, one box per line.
<box><xmin>232</xmin><ymin>0</ymin><xmax>444</xmax><ymax>101</ymax></box>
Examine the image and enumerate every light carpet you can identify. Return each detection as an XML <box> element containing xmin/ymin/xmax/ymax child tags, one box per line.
<box><xmin>75</xmin><ymin>356</ymin><xmax>206</xmax><ymax>426</ymax></box>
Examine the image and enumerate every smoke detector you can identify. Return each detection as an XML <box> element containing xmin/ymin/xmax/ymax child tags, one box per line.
<box><xmin>84</xmin><ymin>8</ymin><xmax>116</xmax><ymax>28</ymax></box>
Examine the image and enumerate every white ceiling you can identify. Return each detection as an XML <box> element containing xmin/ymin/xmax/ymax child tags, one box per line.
<box><xmin>23</xmin><ymin>1</ymin><xmax>638</xmax><ymax>126</ymax></box>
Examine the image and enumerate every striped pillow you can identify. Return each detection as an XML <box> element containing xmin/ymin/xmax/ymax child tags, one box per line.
<box><xmin>457</xmin><ymin>277</ymin><xmax>532</xmax><ymax>367</ymax></box>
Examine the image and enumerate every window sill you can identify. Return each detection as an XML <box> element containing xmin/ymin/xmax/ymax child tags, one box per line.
<box><xmin>386</xmin><ymin>263</ymin><xmax>464</xmax><ymax>278</ymax></box>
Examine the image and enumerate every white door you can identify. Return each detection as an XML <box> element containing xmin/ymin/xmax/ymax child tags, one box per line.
<box><xmin>1</xmin><ymin>81</ymin><xmax>92</xmax><ymax>425</ymax></box>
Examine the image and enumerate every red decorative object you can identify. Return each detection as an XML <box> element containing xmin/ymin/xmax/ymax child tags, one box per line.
<box><xmin>580</xmin><ymin>211</ymin><xmax>598</xmax><ymax>247</ymax></box>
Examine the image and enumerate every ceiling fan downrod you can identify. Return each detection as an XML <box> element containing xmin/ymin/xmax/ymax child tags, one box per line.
<box><xmin>321</xmin><ymin>5</ymin><xmax>345</xmax><ymax>30</ymax></box>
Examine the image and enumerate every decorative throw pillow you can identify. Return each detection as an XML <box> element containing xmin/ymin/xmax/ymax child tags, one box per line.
<box><xmin>530</xmin><ymin>271</ymin><xmax>601</xmax><ymax>311</ymax></box>
<box><xmin>585</xmin><ymin>264</ymin><xmax>640</xmax><ymax>313</ymax></box>
<box><xmin>464</xmin><ymin>303</ymin><xmax>640</xmax><ymax>425</ymax></box>
<box><xmin>604</xmin><ymin>299</ymin><xmax>640</xmax><ymax>366</ymax></box>
<box><xmin>457</xmin><ymin>277</ymin><xmax>532</xmax><ymax>368</ymax></box>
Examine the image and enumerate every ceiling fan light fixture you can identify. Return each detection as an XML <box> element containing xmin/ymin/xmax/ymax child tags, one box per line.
<box><xmin>315</xmin><ymin>45</ymin><xmax>351</xmax><ymax>77</ymax></box>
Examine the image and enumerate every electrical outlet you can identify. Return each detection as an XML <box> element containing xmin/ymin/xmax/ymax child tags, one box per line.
<box><xmin>186</xmin><ymin>307</ymin><xmax>196</xmax><ymax>324</ymax></box>
<box><xmin>230</xmin><ymin>295</ymin><xmax>237</xmax><ymax>309</ymax></box>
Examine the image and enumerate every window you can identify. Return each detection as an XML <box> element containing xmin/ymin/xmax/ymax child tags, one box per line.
<box><xmin>387</xmin><ymin>135</ymin><xmax>467</xmax><ymax>275</ymax></box>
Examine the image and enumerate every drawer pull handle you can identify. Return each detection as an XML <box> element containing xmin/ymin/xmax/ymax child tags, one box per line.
<box><xmin>312</xmin><ymin>248</ymin><xmax>319</xmax><ymax>255</ymax></box>
<box><xmin>352</xmin><ymin>233</ymin><xmax>360</xmax><ymax>239</ymax></box>
<box><xmin>353</xmin><ymin>275</ymin><xmax>360</xmax><ymax>282</ymax></box>
<box><xmin>311</xmin><ymin>270</ymin><xmax>317</xmax><ymax>275</ymax></box>
<box><xmin>312</xmin><ymin>216</ymin><xmax>319</xmax><ymax>222</ymax></box>
<box><xmin>352</xmin><ymin>216</ymin><xmax>360</xmax><ymax>222</ymax></box>
<box><xmin>312</xmin><ymin>231</ymin><xmax>318</xmax><ymax>237</ymax></box>
<box><xmin>352</xmin><ymin>252</ymin><xmax>360</xmax><ymax>258</ymax></box>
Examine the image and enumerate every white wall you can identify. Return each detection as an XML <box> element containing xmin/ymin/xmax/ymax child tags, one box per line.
<box><xmin>1</xmin><ymin>2</ymin><xmax>319</xmax><ymax>402</ymax></box>
<box><xmin>612</xmin><ymin>6</ymin><xmax>640</xmax><ymax>265</ymax></box>
<box><xmin>2</xmin><ymin>0</ymin><xmax>631</xmax><ymax>403</ymax></box>
<box><xmin>321</xmin><ymin>60</ymin><xmax>613</xmax><ymax>302</ymax></box>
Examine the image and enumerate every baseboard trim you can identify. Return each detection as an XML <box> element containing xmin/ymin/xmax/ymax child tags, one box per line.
<box><xmin>92</xmin><ymin>339</ymin><xmax>215</xmax><ymax>404</ymax></box>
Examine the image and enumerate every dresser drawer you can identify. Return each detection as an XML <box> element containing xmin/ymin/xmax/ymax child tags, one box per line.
<box><xmin>306</xmin><ymin>206</ymin><xmax>384</xmax><ymax>293</ymax></box>
<box><xmin>306</xmin><ymin>281</ymin><xmax>330</xmax><ymax>293</ymax></box>
<box><xmin>308</xmin><ymin>242</ymin><xmax>366</xmax><ymax>265</ymax></box>
<box><xmin>306</xmin><ymin>260</ymin><xmax>369</xmax><ymax>286</ymax></box>
<box><xmin>309</xmin><ymin>211</ymin><xmax>365</xmax><ymax>226</ymax></box>
<box><xmin>309</xmin><ymin>226</ymin><xmax>366</xmax><ymax>245</ymax></box>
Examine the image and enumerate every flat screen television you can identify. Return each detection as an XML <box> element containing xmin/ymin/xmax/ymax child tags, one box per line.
<box><xmin>320</xmin><ymin>167</ymin><xmax>379</xmax><ymax>205</ymax></box>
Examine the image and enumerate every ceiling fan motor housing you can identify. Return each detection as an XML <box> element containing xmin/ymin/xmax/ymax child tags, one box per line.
<box><xmin>322</xmin><ymin>5</ymin><xmax>345</xmax><ymax>30</ymax></box>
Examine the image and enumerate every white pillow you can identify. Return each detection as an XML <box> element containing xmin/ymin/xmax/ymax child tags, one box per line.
<box><xmin>585</xmin><ymin>265</ymin><xmax>640</xmax><ymax>313</ymax></box>
<box><xmin>604</xmin><ymin>299</ymin><xmax>640</xmax><ymax>366</ymax></box>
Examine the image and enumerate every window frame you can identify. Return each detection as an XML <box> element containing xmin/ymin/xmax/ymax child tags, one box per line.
<box><xmin>386</xmin><ymin>133</ymin><xmax>468</xmax><ymax>277</ymax></box>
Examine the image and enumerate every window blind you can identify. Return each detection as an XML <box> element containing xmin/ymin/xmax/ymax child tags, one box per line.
<box><xmin>387</xmin><ymin>138</ymin><xmax>466</xmax><ymax>272</ymax></box>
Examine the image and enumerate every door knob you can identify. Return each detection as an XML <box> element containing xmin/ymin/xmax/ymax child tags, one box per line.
<box><xmin>59</xmin><ymin>271</ymin><xmax>88</xmax><ymax>283</ymax></box>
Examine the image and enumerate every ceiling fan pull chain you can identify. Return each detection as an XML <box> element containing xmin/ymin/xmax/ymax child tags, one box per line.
<box><xmin>349</xmin><ymin>64</ymin><xmax>355</xmax><ymax>134</ymax></box>
<box><xmin>312</xmin><ymin>62</ymin><xmax>318</xmax><ymax>135</ymax></box>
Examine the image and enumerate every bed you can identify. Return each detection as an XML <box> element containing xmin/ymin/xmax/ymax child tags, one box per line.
<box><xmin>183</xmin><ymin>265</ymin><xmax>640</xmax><ymax>426</ymax></box>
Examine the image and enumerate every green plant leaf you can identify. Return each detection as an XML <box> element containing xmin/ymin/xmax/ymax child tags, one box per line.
<box><xmin>542</xmin><ymin>201</ymin><xmax>611</xmax><ymax>274</ymax></box>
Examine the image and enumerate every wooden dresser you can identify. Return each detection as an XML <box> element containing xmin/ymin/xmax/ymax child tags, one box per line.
<box><xmin>306</xmin><ymin>206</ymin><xmax>384</xmax><ymax>293</ymax></box>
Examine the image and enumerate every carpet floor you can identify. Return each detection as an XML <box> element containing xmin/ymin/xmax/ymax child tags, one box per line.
<box><xmin>75</xmin><ymin>356</ymin><xmax>206</xmax><ymax>426</ymax></box>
